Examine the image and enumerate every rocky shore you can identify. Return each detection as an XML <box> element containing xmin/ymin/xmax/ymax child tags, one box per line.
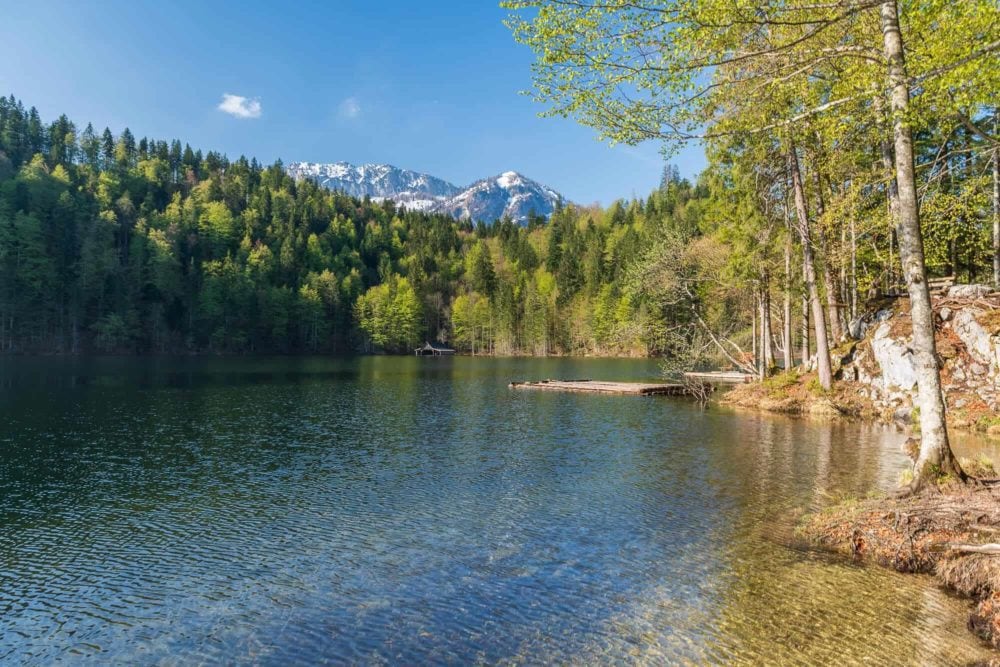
<box><xmin>743</xmin><ymin>284</ymin><xmax>1000</xmax><ymax>658</ymax></box>
<box><xmin>723</xmin><ymin>284</ymin><xmax>1000</xmax><ymax>436</ymax></box>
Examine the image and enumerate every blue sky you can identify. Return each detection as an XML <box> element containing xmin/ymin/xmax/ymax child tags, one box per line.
<box><xmin>0</xmin><ymin>1</ymin><xmax>706</xmax><ymax>205</ymax></box>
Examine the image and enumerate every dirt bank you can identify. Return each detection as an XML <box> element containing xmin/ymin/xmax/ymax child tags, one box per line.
<box><xmin>799</xmin><ymin>465</ymin><xmax>1000</xmax><ymax>654</ymax></box>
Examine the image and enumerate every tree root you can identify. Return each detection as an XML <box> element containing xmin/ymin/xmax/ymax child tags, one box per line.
<box><xmin>801</xmin><ymin>484</ymin><xmax>1000</xmax><ymax>650</ymax></box>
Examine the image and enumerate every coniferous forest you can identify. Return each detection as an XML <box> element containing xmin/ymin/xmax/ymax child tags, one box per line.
<box><xmin>0</xmin><ymin>95</ymin><xmax>714</xmax><ymax>356</ymax></box>
<box><xmin>1</xmin><ymin>93</ymin><xmax>997</xmax><ymax>362</ymax></box>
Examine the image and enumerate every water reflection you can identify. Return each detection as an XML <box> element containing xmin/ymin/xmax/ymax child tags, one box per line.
<box><xmin>0</xmin><ymin>356</ymin><xmax>994</xmax><ymax>664</ymax></box>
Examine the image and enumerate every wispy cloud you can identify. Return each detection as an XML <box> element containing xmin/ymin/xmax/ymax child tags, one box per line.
<box><xmin>338</xmin><ymin>96</ymin><xmax>361</xmax><ymax>120</ymax></box>
<box><xmin>217</xmin><ymin>93</ymin><xmax>262</xmax><ymax>119</ymax></box>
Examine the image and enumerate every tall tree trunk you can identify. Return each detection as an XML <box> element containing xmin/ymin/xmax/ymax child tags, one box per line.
<box><xmin>880</xmin><ymin>0</ymin><xmax>963</xmax><ymax>489</ymax></box>
<box><xmin>876</xmin><ymin>93</ymin><xmax>901</xmax><ymax>294</ymax></box>
<box><xmin>784</xmin><ymin>221</ymin><xmax>794</xmax><ymax>371</ymax></box>
<box><xmin>801</xmin><ymin>264</ymin><xmax>810</xmax><ymax>366</ymax></box>
<box><xmin>811</xmin><ymin>169</ymin><xmax>843</xmax><ymax>342</ymax></box>
<box><xmin>788</xmin><ymin>145</ymin><xmax>832</xmax><ymax>389</ymax></box>
<box><xmin>752</xmin><ymin>293</ymin><xmax>759</xmax><ymax>377</ymax></box>
<box><xmin>839</xmin><ymin>222</ymin><xmax>848</xmax><ymax>325</ymax></box>
<box><xmin>762</xmin><ymin>273</ymin><xmax>775</xmax><ymax>373</ymax></box>
<box><xmin>850</xmin><ymin>215</ymin><xmax>858</xmax><ymax>322</ymax></box>
<box><xmin>993</xmin><ymin>111</ymin><xmax>999</xmax><ymax>287</ymax></box>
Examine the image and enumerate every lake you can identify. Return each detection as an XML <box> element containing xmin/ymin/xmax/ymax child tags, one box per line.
<box><xmin>0</xmin><ymin>356</ymin><xmax>994</xmax><ymax>664</ymax></box>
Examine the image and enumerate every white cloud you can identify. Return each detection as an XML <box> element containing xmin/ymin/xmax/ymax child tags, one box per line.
<box><xmin>338</xmin><ymin>96</ymin><xmax>361</xmax><ymax>119</ymax></box>
<box><xmin>218</xmin><ymin>93</ymin><xmax>262</xmax><ymax>119</ymax></box>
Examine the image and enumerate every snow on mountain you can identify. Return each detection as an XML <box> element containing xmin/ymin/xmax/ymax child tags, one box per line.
<box><xmin>287</xmin><ymin>162</ymin><xmax>564</xmax><ymax>224</ymax></box>
<box><xmin>287</xmin><ymin>161</ymin><xmax>460</xmax><ymax>212</ymax></box>
<box><xmin>436</xmin><ymin>171</ymin><xmax>563</xmax><ymax>224</ymax></box>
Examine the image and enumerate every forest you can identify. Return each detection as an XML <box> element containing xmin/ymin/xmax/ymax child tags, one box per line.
<box><xmin>503</xmin><ymin>0</ymin><xmax>997</xmax><ymax>489</ymax></box>
<box><xmin>0</xmin><ymin>95</ymin><xmax>718</xmax><ymax>356</ymax></box>
<box><xmin>1</xmin><ymin>81</ymin><xmax>997</xmax><ymax>369</ymax></box>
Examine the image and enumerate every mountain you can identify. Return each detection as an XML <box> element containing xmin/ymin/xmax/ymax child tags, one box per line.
<box><xmin>435</xmin><ymin>172</ymin><xmax>563</xmax><ymax>225</ymax></box>
<box><xmin>286</xmin><ymin>162</ymin><xmax>459</xmax><ymax>212</ymax></box>
<box><xmin>287</xmin><ymin>162</ymin><xmax>564</xmax><ymax>224</ymax></box>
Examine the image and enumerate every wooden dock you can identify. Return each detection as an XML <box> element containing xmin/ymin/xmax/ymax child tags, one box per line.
<box><xmin>682</xmin><ymin>371</ymin><xmax>754</xmax><ymax>384</ymax></box>
<box><xmin>508</xmin><ymin>380</ymin><xmax>694</xmax><ymax>396</ymax></box>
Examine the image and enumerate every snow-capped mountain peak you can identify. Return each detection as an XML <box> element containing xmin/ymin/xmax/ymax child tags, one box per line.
<box><xmin>496</xmin><ymin>171</ymin><xmax>519</xmax><ymax>188</ymax></box>
<box><xmin>286</xmin><ymin>161</ymin><xmax>460</xmax><ymax>212</ymax></box>
<box><xmin>287</xmin><ymin>162</ymin><xmax>564</xmax><ymax>224</ymax></box>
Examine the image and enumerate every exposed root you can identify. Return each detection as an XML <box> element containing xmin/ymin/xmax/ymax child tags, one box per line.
<box><xmin>801</xmin><ymin>483</ymin><xmax>1000</xmax><ymax>650</ymax></box>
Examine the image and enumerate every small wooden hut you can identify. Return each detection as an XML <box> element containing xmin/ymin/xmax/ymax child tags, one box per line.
<box><xmin>414</xmin><ymin>341</ymin><xmax>455</xmax><ymax>356</ymax></box>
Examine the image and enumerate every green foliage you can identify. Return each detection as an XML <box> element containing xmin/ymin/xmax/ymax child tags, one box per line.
<box><xmin>0</xmin><ymin>94</ymin><xmax>721</xmax><ymax>355</ymax></box>
<box><xmin>806</xmin><ymin>377</ymin><xmax>829</xmax><ymax>397</ymax></box>
<box><xmin>355</xmin><ymin>275</ymin><xmax>423</xmax><ymax>352</ymax></box>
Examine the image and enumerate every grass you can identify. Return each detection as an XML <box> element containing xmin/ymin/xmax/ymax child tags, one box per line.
<box><xmin>806</xmin><ymin>377</ymin><xmax>829</xmax><ymax>396</ymax></box>
<box><xmin>959</xmin><ymin>454</ymin><xmax>997</xmax><ymax>478</ymax></box>
<box><xmin>762</xmin><ymin>370</ymin><xmax>799</xmax><ymax>397</ymax></box>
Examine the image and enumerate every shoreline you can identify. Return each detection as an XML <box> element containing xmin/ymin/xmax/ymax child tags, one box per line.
<box><xmin>800</xmin><ymin>480</ymin><xmax>1000</xmax><ymax>656</ymax></box>
<box><xmin>720</xmin><ymin>372</ymin><xmax>1000</xmax><ymax>439</ymax></box>
<box><xmin>0</xmin><ymin>350</ymin><xmax>656</xmax><ymax>359</ymax></box>
<box><xmin>722</xmin><ymin>374</ymin><xmax>1000</xmax><ymax>657</ymax></box>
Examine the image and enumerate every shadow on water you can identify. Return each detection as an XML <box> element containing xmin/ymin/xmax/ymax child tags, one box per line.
<box><xmin>0</xmin><ymin>356</ymin><xmax>996</xmax><ymax>664</ymax></box>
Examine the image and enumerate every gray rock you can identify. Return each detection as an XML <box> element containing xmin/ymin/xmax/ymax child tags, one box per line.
<box><xmin>947</xmin><ymin>284</ymin><xmax>992</xmax><ymax>299</ymax></box>
<box><xmin>955</xmin><ymin>398</ymin><xmax>968</xmax><ymax>409</ymax></box>
<box><xmin>893</xmin><ymin>407</ymin><xmax>912</xmax><ymax>424</ymax></box>
<box><xmin>848</xmin><ymin>317</ymin><xmax>866</xmax><ymax>340</ymax></box>
<box><xmin>939</xmin><ymin>307</ymin><xmax>952</xmax><ymax>321</ymax></box>
<box><xmin>971</xmin><ymin>362</ymin><xmax>988</xmax><ymax>376</ymax></box>
<box><xmin>952</xmin><ymin>309</ymin><xmax>995</xmax><ymax>367</ymax></box>
<box><xmin>870</xmin><ymin>321</ymin><xmax>918</xmax><ymax>392</ymax></box>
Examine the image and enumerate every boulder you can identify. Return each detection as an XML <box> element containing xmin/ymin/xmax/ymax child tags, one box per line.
<box><xmin>952</xmin><ymin>309</ymin><xmax>995</xmax><ymax>367</ymax></box>
<box><xmin>947</xmin><ymin>284</ymin><xmax>993</xmax><ymax>299</ymax></box>
<box><xmin>870</xmin><ymin>321</ymin><xmax>918</xmax><ymax>392</ymax></box>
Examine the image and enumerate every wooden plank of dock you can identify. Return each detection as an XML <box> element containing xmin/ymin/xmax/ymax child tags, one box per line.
<box><xmin>508</xmin><ymin>379</ymin><xmax>693</xmax><ymax>396</ymax></box>
<box><xmin>683</xmin><ymin>371</ymin><xmax>754</xmax><ymax>384</ymax></box>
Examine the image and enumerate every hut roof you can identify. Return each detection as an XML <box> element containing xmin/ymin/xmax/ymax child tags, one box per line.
<box><xmin>416</xmin><ymin>341</ymin><xmax>455</xmax><ymax>352</ymax></box>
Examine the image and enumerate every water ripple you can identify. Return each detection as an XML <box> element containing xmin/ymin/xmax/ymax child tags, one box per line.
<box><xmin>0</xmin><ymin>356</ymin><xmax>993</xmax><ymax>665</ymax></box>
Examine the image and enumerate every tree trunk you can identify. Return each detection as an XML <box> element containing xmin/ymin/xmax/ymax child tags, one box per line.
<box><xmin>876</xmin><ymin>93</ymin><xmax>901</xmax><ymax>294</ymax></box>
<box><xmin>762</xmin><ymin>275</ymin><xmax>775</xmax><ymax>373</ymax></box>
<box><xmin>752</xmin><ymin>293</ymin><xmax>759</xmax><ymax>377</ymax></box>
<box><xmin>993</xmin><ymin>112</ymin><xmax>999</xmax><ymax>287</ymax></box>
<box><xmin>880</xmin><ymin>0</ymin><xmax>963</xmax><ymax>488</ymax></box>
<box><xmin>784</xmin><ymin>223</ymin><xmax>794</xmax><ymax>371</ymax></box>
<box><xmin>839</xmin><ymin>222</ymin><xmax>848</xmax><ymax>325</ymax></box>
<box><xmin>811</xmin><ymin>169</ymin><xmax>843</xmax><ymax>342</ymax></box>
<box><xmin>850</xmin><ymin>215</ymin><xmax>858</xmax><ymax>322</ymax></box>
<box><xmin>788</xmin><ymin>145</ymin><xmax>832</xmax><ymax>389</ymax></box>
<box><xmin>801</xmin><ymin>264</ymin><xmax>810</xmax><ymax>366</ymax></box>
